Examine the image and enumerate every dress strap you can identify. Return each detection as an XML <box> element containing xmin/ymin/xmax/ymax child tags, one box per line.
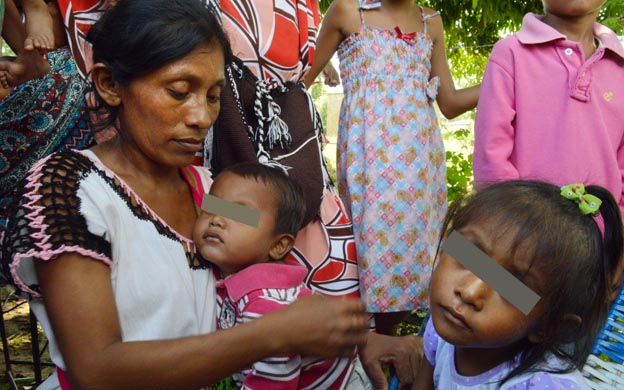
<box><xmin>180</xmin><ymin>165</ymin><xmax>214</xmax><ymax>216</ymax></box>
<box><xmin>419</xmin><ymin>5</ymin><xmax>440</xmax><ymax>34</ymax></box>
<box><xmin>359</xmin><ymin>0</ymin><xmax>380</xmax><ymax>25</ymax></box>
<box><xmin>360</xmin><ymin>0</ymin><xmax>381</xmax><ymax>9</ymax></box>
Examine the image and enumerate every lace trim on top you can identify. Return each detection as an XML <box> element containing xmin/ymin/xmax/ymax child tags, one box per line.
<box><xmin>1</xmin><ymin>151</ymin><xmax>209</xmax><ymax>297</ymax></box>
<box><xmin>77</xmin><ymin>151</ymin><xmax>209</xmax><ymax>270</ymax></box>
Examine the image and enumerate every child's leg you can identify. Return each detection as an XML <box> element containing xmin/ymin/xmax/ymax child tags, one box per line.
<box><xmin>20</xmin><ymin>0</ymin><xmax>54</xmax><ymax>52</ymax></box>
<box><xmin>0</xmin><ymin>50</ymin><xmax>50</xmax><ymax>88</ymax></box>
<box><xmin>2</xmin><ymin>0</ymin><xmax>26</xmax><ymax>53</ymax></box>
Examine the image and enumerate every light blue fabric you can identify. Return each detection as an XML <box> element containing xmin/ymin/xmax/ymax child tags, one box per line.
<box><xmin>424</xmin><ymin>321</ymin><xmax>590</xmax><ymax>389</ymax></box>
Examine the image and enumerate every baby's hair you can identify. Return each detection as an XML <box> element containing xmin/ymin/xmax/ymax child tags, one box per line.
<box><xmin>220</xmin><ymin>163</ymin><xmax>306</xmax><ymax>237</ymax></box>
<box><xmin>438</xmin><ymin>180</ymin><xmax>623</xmax><ymax>383</ymax></box>
<box><xmin>86</xmin><ymin>0</ymin><xmax>232</xmax><ymax>131</ymax></box>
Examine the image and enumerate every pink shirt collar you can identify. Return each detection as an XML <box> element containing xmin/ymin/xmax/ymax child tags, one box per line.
<box><xmin>217</xmin><ymin>262</ymin><xmax>308</xmax><ymax>301</ymax></box>
<box><xmin>516</xmin><ymin>13</ymin><xmax>624</xmax><ymax>60</ymax></box>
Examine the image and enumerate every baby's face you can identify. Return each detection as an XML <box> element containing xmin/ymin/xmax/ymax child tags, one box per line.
<box><xmin>193</xmin><ymin>172</ymin><xmax>280</xmax><ymax>277</ymax></box>
<box><xmin>429</xmin><ymin>222</ymin><xmax>546</xmax><ymax>351</ymax></box>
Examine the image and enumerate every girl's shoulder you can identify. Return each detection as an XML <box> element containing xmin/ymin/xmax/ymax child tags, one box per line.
<box><xmin>502</xmin><ymin>357</ymin><xmax>590</xmax><ymax>390</ymax></box>
<box><xmin>418</xmin><ymin>5</ymin><xmax>440</xmax><ymax>19</ymax></box>
<box><xmin>332</xmin><ymin>0</ymin><xmax>361</xmax><ymax>15</ymax></box>
<box><xmin>503</xmin><ymin>370</ymin><xmax>589</xmax><ymax>390</ymax></box>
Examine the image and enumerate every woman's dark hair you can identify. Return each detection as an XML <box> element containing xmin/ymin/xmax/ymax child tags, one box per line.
<box><xmin>86</xmin><ymin>0</ymin><xmax>232</xmax><ymax>130</ymax></box>
<box><xmin>221</xmin><ymin>163</ymin><xmax>306</xmax><ymax>237</ymax></box>
<box><xmin>438</xmin><ymin>180</ymin><xmax>623</xmax><ymax>383</ymax></box>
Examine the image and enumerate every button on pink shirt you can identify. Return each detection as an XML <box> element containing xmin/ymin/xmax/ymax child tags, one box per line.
<box><xmin>474</xmin><ymin>13</ymin><xmax>624</xmax><ymax>211</ymax></box>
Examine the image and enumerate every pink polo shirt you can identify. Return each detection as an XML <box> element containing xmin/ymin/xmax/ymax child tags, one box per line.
<box><xmin>473</xmin><ymin>13</ymin><xmax>624</xmax><ymax>210</ymax></box>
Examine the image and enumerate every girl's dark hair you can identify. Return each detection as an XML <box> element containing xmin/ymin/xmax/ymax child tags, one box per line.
<box><xmin>438</xmin><ymin>180</ymin><xmax>623</xmax><ymax>383</ymax></box>
<box><xmin>221</xmin><ymin>163</ymin><xmax>306</xmax><ymax>237</ymax></box>
<box><xmin>86</xmin><ymin>0</ymin><xmax>232</xmax><ymax>131</ymax></box>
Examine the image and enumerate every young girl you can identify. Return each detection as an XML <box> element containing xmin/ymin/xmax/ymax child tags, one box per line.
<box><xmin>194</xmin><ymin>163</ymin><xmax>369</xmax><ymax>389</ymax></box>
<box><xmin>415</xmin><ymin>180</ymin><xmax>623</xmax><ymax>389</ymax></box>
<box><xmin>304</xmin><ymin>0</ymin><xmax>480</xmax><ymax>334</ymax></box>
<box><xmin>473</xmin><ymin>1</ymin><xmax>624</xmax><ymax>213</ymax></box>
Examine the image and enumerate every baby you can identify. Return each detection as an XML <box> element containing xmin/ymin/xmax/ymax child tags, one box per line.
<box><xmin>194</xmin><ymin>162</ymin><xmax>365</xmax><ymax>389</ymax></box>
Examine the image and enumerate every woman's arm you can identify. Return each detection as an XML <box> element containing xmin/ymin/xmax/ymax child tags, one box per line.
<box><xmin>427</xmin><ymin>9</ymin><xmax>480</xmax><ymax>119</ymax></box>
<box><xmin>36</xmin><ymin>254</ymin><xmax>368</xmax><ymax>390</ymax></box>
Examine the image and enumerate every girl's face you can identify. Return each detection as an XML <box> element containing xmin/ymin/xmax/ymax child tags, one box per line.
<box><xmin>542</xmin><ymin>0</ymin><xmax>606</xmax><ymax>18</ymax></box>
<box><xmin>115</xmin><ymin>42</ymin><xmax>225</xmax><ymax>169</ymax></box>
<box><xmin>429</xmin><ymin>222</ymin><xmax>547</xmax><ymax>350</ymax></box>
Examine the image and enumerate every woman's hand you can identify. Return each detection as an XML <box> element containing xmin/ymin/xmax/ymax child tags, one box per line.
<box><xmin>359</xmin><ymin>333</ymin><xmax>424</xmax><ymax>390</ymax></box>
<box><xmin>269</xmin><ymin>294</ymin><xmax>369</xmax><ymax>358</ymax></box>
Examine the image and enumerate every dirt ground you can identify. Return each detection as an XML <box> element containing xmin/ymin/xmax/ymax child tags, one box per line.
<box><xmin>1</xmin><ymin>286</ymin><xmax>54</xmax><ymax>389</ymax></box>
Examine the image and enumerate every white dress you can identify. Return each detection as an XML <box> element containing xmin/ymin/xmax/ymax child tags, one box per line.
<box><xmin>1</xmin><ymin>149</ymin><xmax>216</xmax><ymax>390</ymax></box>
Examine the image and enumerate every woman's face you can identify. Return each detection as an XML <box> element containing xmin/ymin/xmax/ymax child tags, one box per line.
<box><xmin>116</xmin><ymin>42</ymin><xmax>225</xmax><ymax>168</ymax></box>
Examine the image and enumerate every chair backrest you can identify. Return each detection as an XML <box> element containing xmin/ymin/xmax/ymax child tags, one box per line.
<box><xmin>1</xmin><ymin>288</ymin><xmax>54</xmax><ymax>388</ymax></box>
<box><xmin>582</xmin><ymin>286</ymin><xmax>624</xmax><ymax>388</ymax></box>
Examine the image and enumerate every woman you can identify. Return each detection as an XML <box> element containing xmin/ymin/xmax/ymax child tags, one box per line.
<box><xmin>206</xmin><ymin>0</ymin><xmax>362</xmax><ymax>300</ymax></box>
<box><xmin>207</xmin><ymin>1</ymin><xmax>424</xmax><ymax>388</ymax></box>
<box><xmin>0</xmin><ymin>1</ymin><xmax>369</xmax><ymax>389</ymax></box>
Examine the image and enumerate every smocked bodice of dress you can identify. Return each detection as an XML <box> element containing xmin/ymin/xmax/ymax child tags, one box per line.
<box><xmin>338</xmin><ymin>24</ymin><xmax>439</xmax><ymax>102</ymax></box>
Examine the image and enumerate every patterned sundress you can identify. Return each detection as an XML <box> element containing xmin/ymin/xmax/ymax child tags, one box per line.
<box><xmin>337</xmin><ymin>4</ymin><xmax>447</xmax><ymax>312</ymax></box>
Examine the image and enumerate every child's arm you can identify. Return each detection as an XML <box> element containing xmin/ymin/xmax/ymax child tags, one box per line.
<box><xmin>426</xmin><ymin>8</ymin><xmax>480</xmax><ymax>119</ymax></box>
<box><xmin>18</xmin><ymin>0</ymin><xmax>54</xmax><ymax>52</ymax></box>
<box><xmin>472</xmin><ymin>43</ymin><xmax>520</xmax><ymax>189</ymax></box>
<box><xmin>304</xmin><ymin>0</ymin><xmax>358</xmax><ymax>88</ymax></box>
<box><xmin>2</xmin><ymin>0</ymin><xmax>26</xmax><ymax>53</ymax></box>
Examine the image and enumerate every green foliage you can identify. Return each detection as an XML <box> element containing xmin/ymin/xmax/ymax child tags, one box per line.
<box><xmin>324</xmin><ymin>151</ymin><xmax>338</xmax><ymax>184</ymax></box>
<box><xmin>444</xmin><ymin>128</ymin><xmax>474</xmax><ymax>205</ymax></box>
<box><xmin>209</xmin><ymin>376</ymin><xmax>237</xmax><ymax>390</ymax></box>
<box><xmin>318</xmin><ymin>0</ymin><xmax>623</xmax><ymax>83</ymax></box>
<box><xmin>311</xmin><ymin>81</ymin><xmax>329</xmax><ymax>132</ymax></box>
<box><xmin>395</xmin><ymin>309</ymin><xmax>429</xmax><ymax>336</ymax></box>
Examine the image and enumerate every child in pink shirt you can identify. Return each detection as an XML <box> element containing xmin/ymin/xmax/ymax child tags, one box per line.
<box><xmin>473</xmin><ymin>0</ymin><xmax>624</xmax><ymax>211</ymax></box>
<box><xmin>193</xmin><ymin>162</ymin><xmax>370</xmax><ymax>390</ymax></box>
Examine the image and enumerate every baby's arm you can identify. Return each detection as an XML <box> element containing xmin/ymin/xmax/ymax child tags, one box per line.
<box><xmin>427</xmin><ymin>9</ymin><xmax>480</xmax><ymax>119</ymax></box>
<box><xmin>304</xmin><ymin>0</ymin><xmax>359</xmax><ymax>88</ymax></box>
<box><xmin>19</xmin><ymin>0</ymin><xmax>54</xmax><ymax>52</ymax></box>
<box><xmin>472</xmin><ymin>44</ymin><xmax>520</xmax><ymax>188</ymax></box>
